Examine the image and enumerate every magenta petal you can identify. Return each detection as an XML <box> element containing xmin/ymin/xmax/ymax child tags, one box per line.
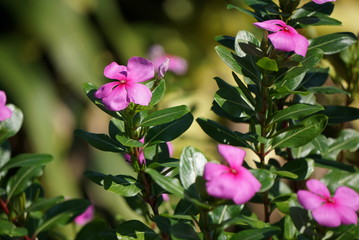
<box><xmin>204</xmin><ymin>163</ymin><xmax>230</xmax><ymax>181</ymax></box>
<box><xmin>205</xmin><ymin>172</ymin><xmax>237</xmax><ymax>199</ymax></box>
<box><xmin>127</xmin><ymin>57</ymin><xmax>154</xmax><ymax>82</ymax></box>
<box><xmin>104</xmin><ymin>62</ymin><xmax>127</xmax><ymax>80</ymax></box>
<box><xmin>125</xmin><ymin>83</ymin><xmax>152</xmax><ymax>106</ymax></box>
<box><xmin>306</xmin><ymin>179</ymin><xmax>331</xmax><ymax>198</ymax></box>
<box><xmin>333</xmin><ymin>186</ymin><xmax>359</xmax><ymax>211</ymax></box>
<box><xmin>336</xmin><ymin>205</ymin><xmax>358</xmax><ymax>225</ymax></box>
<box><xmin>0</xmin><ymin>90</ymin><xmax>7</xmax><ymax>105</ymax></box>
<box><xmin>253</xmin><ymin>20</ymin><xmax>286</xmax><ymax>32</ymax></box>
<box><xmin>101</xmin><ymin>85</ymin><xmax>129</xmax><ymax>111</ymax></box>
<box><xmin>217</xmin><ymin>144</ymin><xmax>245</xmax><ymax>169</ymax></box>
<box><xmin>232</xmin><ymin>168</ymin><xmax>261</xmax><ymax>204</ymax></box>
<box><xmin>158</xmin><ymin>58</ymin><xmax>170</xmax><ymax>79</ymax></box>
<box><xmin>293</xmin><ymin>34</ymin><xmax>309</xmax><ymax>57</ymax></box>
<box><xmin>75</xmin><ymin>205</ymin><xmax>95</xmax><ymax>225</ymax></box>
<box><xmin>312</xmin><ymin>0</ymin><xmax>335</xmax><ymax>4</ymax></box>
<box><xmin>297</xmin><ymin>190</ymin><xmax>325</xmax><ymax>210</ymax></box>
<box><xmin>94</xmin><ymin>82</ymin><xmax>119</xmax><ymax>99</ymax></box>
<box><xmin>167</xmin><ymin>55</ymin><xmax>188</xmax><ymax>75</ymax></box>
<box><xmin>268</xmin><ymin>31</ymin><xmax>296</xmax><ymax>52</ymax></box>
<box><xmin>312</xmin><ymin>204</ymin><xmax>341</xmax><ymax>227</ymax></box>
<box><xmin>0</xmin><ymin>106</ymin><xmax>12</xmax><ymax>121</ymax></box>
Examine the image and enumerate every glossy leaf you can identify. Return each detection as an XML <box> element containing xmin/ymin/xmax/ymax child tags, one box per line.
<box><xmin>145</xmin><ymin>113</ymin><xmax>193</xmax><ymax>145</ymax></box>
<box><xmin>324</xmin><ymin>129</ymin><xmax>359</xmax><ymax>160</ymax></box>
<box><xmin>270</xmin><ymin>114</ymin><xmax>327</xmax><ymax>149</ymax></box>
<box><xmin>35</xmin><ymin>212</ymin><xmax>73</xmax><ymax>235</ymax></box>
<box><xmin>26</xmin><ymin>196</ymin><xmax>64</xmax><ymax>212</ymax></box>
<box><xmin>6</xmin><ymin>166</ymin><xmax>43</xmax><ymax>200</ymax></box>
<box><xmin>270</xmin><ymin>104</ymin><xmax>323</xmax><ymax>124</ymax></box>
<box><xmin>250</xmin><ymin>169</ymin><xmax>275</xmax><ymax>192</ymax></box>
<box><xmin>145</xmin><ymin>168</ymin><xmax>184</xmax><ymax>198</ymax></box>
<box><xmin>75</xmin><ymin>129</ymin><xmax>124</xmax><ymax>152</ymax></box>
<box><xmin>235</xmin><ymin>30</ymin><xmax>261</xmax><ymax>57</ymax></box>
<box><xmin>312</xmin><ymin>157</ymin><xmax>355</xmax><ymax>172</ymax></box>
<box><xmin>103</xmin><ymin>174</ymin><xmax>142</xmax><ymax>197</ymax></box>
<box><xmin>272</xmin><ymin>194</ymin><xmax>297</xmax><ymax>215</ymax></box>
<box><xmin>279</xmin><ymin>159</ymin><xmax>314</xmax><ymax>180</ymax></box>
<box><xmin>171</xmin><ymin>223</ymin><xmax>200</xmax><ymax>240</ymax></box>
<box><xmin>307</xmin><ymin>86</ymin><xmax>350</xmax><ymax>95</ymax></box>
<box><xmin>0</xmin><ymin>141</ymin><xmax>11</xmax><ymax>172</ymax></box>
<box><xmin>309</xmin><ymin>32</ymin><xmax>357</xmax><ymax>55</ymax></box>
<box><xmin>179</xmin><ymin>146</ymin><xmax>207</xmax><ymax>189</ymax></box>
<box><xmin>116</xmin><ymin>220</ymin><xmax>158</xmax><ymax>240</ymax></box>
<box><xmin>140</xmin><ymin>105</ymin><xmax>190</xmax><ymax>127</ymax></box>
<box><xmin>0</xmin><ymin>220</ymin><xmax>27</xmax><ymax>237</ymax></box>
<box><xmin>256</xmin><ymin>57</ymin><xmax>278</xmax><ymax>71</ymax></box>
<box><xmin>230</xmin><ymin>227</ymin><xmax>281</xmax><ymax>240</ymax></box>
<box><xmin>1</xmin><ymin>153</ymin><xmax>53</xmax><ymax>172</ymax></box>
<box><xmin>149</xmin><ymin>79</ymin><xmax>166</xmax><ymax>107</ymax></box>
<box><xmin>324</xmin><ymin>105</ymin><xmax>359</xmax><ymax>125</ymax></box>
<box><xmin>215</xmin><ymin>35</ymin><xmax>235</xmax><ymax>50</ymax></box>
<box><xmin>0</xmin><ymin>104</ymin><xmax>23</xmax><ymax>144</ymax></box>
<box><xmin>115</xmin><ymin>135</ymin><xmax>143</xmax><ymax>147</ymax></box>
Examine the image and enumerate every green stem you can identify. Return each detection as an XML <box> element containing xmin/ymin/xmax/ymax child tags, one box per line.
<box><xmin>199</xmin><ymin>209</ymin><xmax>212</xmax><ymax>240</ymax></box>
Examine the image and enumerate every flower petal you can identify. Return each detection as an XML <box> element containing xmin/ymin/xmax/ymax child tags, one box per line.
<box><xmin>312</xmin><ymin>204</ymin><xmax>341</xmax><ymax>227</ymax></box>
<box><xmin>104</xmin><ymin>62</ymin><xmax>127</xmax><ymax>80</ymax></box>
<box><xmin>0</xmin><ymin>90</ymin><xmax>7</xmax><ymax>105</ymax></box>
<box><xmin>297</xmin><ymin>190</ymin><xmax>325</xmax><ymax>210</ymax></box>
<box><xmin>333</xmin><ymin>186</ymin><xmax>359</xmax><ymax>211</ymax></box>
<box><xmin>127</xmin><ymin>57</ymin><xmax>154</xmax><ymax>82</ymax></box>
<box><xmin>125</xmin><ymin>83</ymin><xmax>152</xmax><ymax>106</ymax></box>
<box><xmin>232</xmin><ymin>168</ymin><xmax>261</xmax><ymax>204</ymax></box>
<box><xmin>205</xmin><ymin>171</ymin><xmax>237</xmax><ymax>199</ymax></box>
<box><xmin>306</xmin><ymin>179</ymin><xmax>331</xmax><ymax>198</ymax></box>
<box><xmin>0</xmin><ymin>105</ymin><xmax>12</xmax><ymax>121</ymax></box>
<box><xmin>217</xmin><ymin>144</ymin><xmax>246</xmax><ymax>170</ymax></box>
<box><xmin>167</xmin><ymin>55</ymin><xmax>188</xmax><ymax>75</ymax></box>
<box><xmin>293</xmin><ymin>34</ymin><xmax>309</xmax><ymax>57</ymax></box>
<box><xmin>268</xmin><ymin>31</ymin><xmax>296</xmax><ymax>53</ymax></box>
<box><xmin>253</xmin><ymin>20</ymin><xmax>287</xmax><ymax>32</ymax></box>
<box><xmin>158</xmin><ymin>58</ymin><xmax>170</xmax><ymax>79</ymax></box>
<box><xmin>336</xmin><ymin>205</ymin><xmax>358</xmax><ymax>225</ymax></box>
<box><xmin>312</xmin><ymin>0</ymin><xmax>335</xmax><ymax>4</ymax></box>
<box><xmin>204</xmin><ymin>162</ymin><xmax>230</xmax><ymax>181</ymax></box>
<box><xmin>101</xmin><ymin>84</ymin><xmax>129</xmax><ymax>111</ymax></box>
<box><xmin>94</xmin><ymin>82</ymin><xmax>119</xmax><ymax>99</ymax></box>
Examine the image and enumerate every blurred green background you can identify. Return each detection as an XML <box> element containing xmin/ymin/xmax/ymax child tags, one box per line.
<box><xmin>1</xmin><ymin>0</ymin><xmax>359</xmax><ymax>235</ymax></box>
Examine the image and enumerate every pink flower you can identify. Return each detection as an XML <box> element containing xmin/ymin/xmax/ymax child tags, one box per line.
<box><xmin>0</xmin><ymin>90</ymin><xmax>12</xmax><ymax>121</ymax></box>
<box><xmin>74</xmin><ymin>205</ymin><xmax>95</xmax><ymax>225</ymax></box>
<box><xmin>253</xmin><ymin>20</ymin><xmax>309</xmax><ymax>57</ymax></box>
<box><xmin>203</xmin><ymin>144</ymin><xmax>261</xmax><ymax>205</ymax></box>
<box><xmin>95</xmin><ymin>57</ymin><xmax>154</xmax><ymax>111</ymax></box>
<box><xmin>312</xmin><ymin>0</ymin><xmax>335</xmax><ymax>4</ymax></box>
<box><xmin>148</xmin><ymin>45</ymin><xmax>188</xmax><ymax>76</ymax></box>
<box><xmin>297</xmin><ymin>179</ymin><xmax>359</xmax><ymax>227</ymax></box>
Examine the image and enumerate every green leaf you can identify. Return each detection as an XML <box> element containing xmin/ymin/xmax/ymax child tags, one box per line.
<box><xmin>103</xmin><ymin>175</ymin><xmax>142</xmax><ymax>197</ymax></box>
<box><xmin>270</xmin><ymin>104</ymin><xmax>323</xmax><ymax>124</ymax></box>
<box><xmin>115</xmin><ymin>135</ymin><xmax>143</xmax><ymax>147</ymax></box>
<box><xmin>230</xmin><ymin>227</ymin><xmax>281</xmax><ymax>240</ymax></box>
<box><xmin>215</xmin><ymin>35</ymin><xmax>235</xmax><ymax>50</ymax></box>
<box><xmin>171</xmin><ymin>223</ymin><xmax>200</xmax><ymax>240</ymax></box>
<box><xmin>322</xmin><ymin>169</ymin><xmax>359</xmax><ymax>192</ymax></box>
<box><xmin>0</xmin><ymin>220</ymin><xmax>28</xmax><ymax>237</ymax></box>
<box><xmin>149</xmin><ymin>79</ymin><xmax>166</xmax><ymax>107</ymax></box>
<box><xmin>26</xmin><ymin>196</ymin><xmax>64</xmax><ymax>212</ymax></box>
<box><xmin>307</xmin><ymin>86</ymin><xmax>350</xmax><ymax>95</ymax></box>
<box><xmin>227</xmin><ymin>4</ymin><xmax>259</xmax><ymax>21</ymax></box>
<box><xmin>145</xmin><ymin>113</ymin><xmax>193</xmax><ymax>146</ymax></box>
<box><xmin>273</xmin><ymin>171</ymin><xmax>298</xmax><ymax>179</ymax></box>
<box><xmin>270</xmin><ymin>114</ymin><xmax>327</xmax><ymax>149</ymax></box>
<box><xmin>140</xmin><ymin>105</ymin><xmax>190</xmax><ymax>127</ymax></box>
<box><xmin>272</xmin><ymin>194</ymin><xmax>297</xmax><ymax>215</ymax></box>
<box><xmin>324</xmin><ymin>129</ymin><xmax>359</xmax><ymax>160</ymax></box>
<box><xmin>75</xmin><ymin>220</ymin><xmax>114</xmax><ymax>240</ymax></box>
<box><xmin>1</xmin><ymin>153</ymin><xmax>53</xmax><ymax>172</ymax></box>
<box><xmin>0</xmin><ymin>141</ymin><xmax>11</xmax><ymax>172</ymax></box>
<box><xmin>35</xmin><ymin>212</ymin><xmax>73</xmax><ymax>235</ymax></box>
<box><xmin>256</xmin><ymin>57</ymin><xmax>278</xmax><ymax>71</ymax></box>
<box><xmin>6</xmin><ymin>166</ymin><xmax>43</xmax><ymax>200</ymax></box>
<box><xmin>235</xmin><ymin>30</ymin><xmax>261</xmax><ymax>57</ymax></box>
<box><xmin>284</xmin><ymin>215</ymin><xmax>298</xmax><ymax>240</ymax></box>
<box><xmin>197</xmin><ymin>118</ymin><xmax>254</xmax><ymax>148</ymax></box>
<box><xmin>179</xmin><ymin>146</ymin><xmax>207</xmax><ymax>189</ymax></box>
<box><xmin>116</xmin><ymin>220</ymin><xmax>159</xmax><ymax>240</ymax></box>
<box><xmin>324</xmin><ymin>105</ymin><xmax>359</xmax><ymax>125</ymax></box>
<box><xmin>84</xmin><ymin>170</ymin><xmax>106</xmax><ymax>186</ymax></box>
<box><xmin>145</xmin><ymin>168</ymin><xmax>184</xmax><ymax>198</ymax></box>
<box><xmin>250</xmin><ymin>169</ymin><xmax>276</xmax><ymax>192</ymax></box>
<box><xmin>279</xmin><ymin>159</ymin><xmax>314</xmax><ymax>180</ymax></box>
<box><xmin>309</xmin><ymin>32</ymin><xmax>357</xmax><ymax>55</ymax></box>
<box><xmin>0</xmin><ymin>104</ymin><xmax>23</xmax><ymax>144</ymax></box>
<box><xmin>75</xmin><ymin>129</ymin><xmax>124</xmax><ymax>152</ymax></box>
<box><xmin>311</xmin><ymin>134</ymin><xmax>328</xmax><ymax>153</ymax></box>
<box><xmin>312</xmin><ymin>157</ymin><xmax>355</xmax><ymax>172</ymax></box>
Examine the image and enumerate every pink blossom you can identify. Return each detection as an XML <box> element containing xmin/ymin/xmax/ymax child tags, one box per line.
<box><xmin>253</xmin><ymin>20</ymin><xmax>309</xmax><ymax>57</ymax></box>
<box><xmin>148</xmin><ymin>45</ymin><xmax>188</xmax><ymax>76</ymax></box>
<box><xmin>297</xmin><ymin>179</ymin><xmax>359</xmax><ymax>227</ymax></box>
<box><xmin>0</xmin><ymin>90</ymin><xmax>12</xmax><ymax>121</ymax></box>
<box><xmin>95</xmin><ymin>57</ymin><xmax>154</xmax><ymax>111</ymax></box>
<box><xmin>74</xmin><ymin>205</ymin><xmax>95</xmax><ymax>225</ymax></box>
<box><xmin>312</xmin><ymin>0</ymin><xmax>335</xmax><ymax>4</ymax></box>
<box><xmin>203</xmin><ymin>144</ymin><xmax>261</xmax><ymax>205</ymax></box>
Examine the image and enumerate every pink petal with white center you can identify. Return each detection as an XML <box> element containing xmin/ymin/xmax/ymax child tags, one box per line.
<box><xmin>297</xmin><ymin>190</ymin><xmax>325</xmax><ymax>210</ymax></box>
<box><xmin>306</xmin><ymin>179</ymin><xmax>331</xmax><ymax>198</ymax></box>
<box><xmin>217</xmin><ymin>144</ymin><xmax>245</xmax><ymax>170</ymax></box>
<box><xmin>292</xmin><ymin>34</ymin><xmax>309</xmax><ymax>56</ymax></box>
<box><xmin>101</xmin><ymin>84</ymin><xmax>129</xmax><ymax>111</ymax></box>
<box><xmin>104</xmin><ymin>62</ymin><xmax>127</xmax><ymax>80</ymax></box>
<box><xmin>312</xmin><ymin>204</ymin><xmax>341</xmax><ymax>227</ymax></box>
<box><xmin>94</xmin><ymin>82</ymin><xmax>120</xmax><ymax>99</ymax></box>
<box><xmin>312</xmin><ymin>0</ymin><xmax>335</xmax><ymax>4</ymax></box>
<box><xmin>127</xmin><ymin>57</ymin><xmax>154</xmax><ymax>83</ymax></box>
<box><xmin>253</xmin><ymin>20</ymin><xmax>287</xmax><ymax>32</ymax></box>
<box><xmin>336</xmin><ymin>205</ymin><xmax>358</xmax><ymax>225</ymax></box>
<box><xmin>232</xmin><ymin>168</ymin><xmax>261</xmax><ymax>204</ymax></box>
<box><xmin>268</xmin><ymin>31</ymin><xmax>296</xmax><ymax>53</ymax></box>
<box><xmin>125</xmin><ymin>82</ymin><xmax>152</xmax><ymax>106</ymax></box>
<box><xmin>0</xmin><ymin>90</ymin><xmax>6</xmax><ymax>105</ymax></box>
<box><xmin>333</xmin><ymin>186</ymin><xmax>359</xmax><ymax>211</ymax></box>
<box><xmin>204</xmin><ymin>163</ymin><xmax>231</xmax><ymax>181</ymax></box>
<box><xmin>205</xmin><ymin>171</ymin><xmax>237</xmax><ymax>199</ymax></box>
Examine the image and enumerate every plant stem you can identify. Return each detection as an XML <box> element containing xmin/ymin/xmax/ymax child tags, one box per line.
<box><xmin>199</xmin><ymin>209</ymin><xmax>212</xmax><ymax>240</ymax></box>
